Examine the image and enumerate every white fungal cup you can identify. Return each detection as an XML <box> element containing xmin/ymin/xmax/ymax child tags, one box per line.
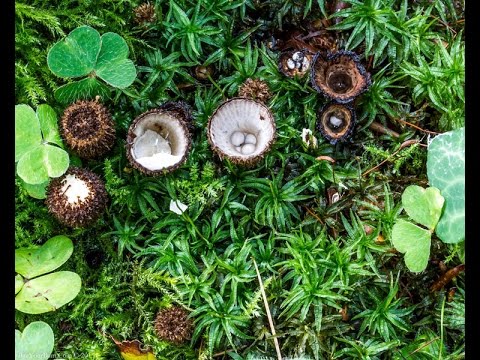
<box><xmin>208</xmin><ymin>98</ymin><xmax>276</xmax><ymax>164</ymax></box>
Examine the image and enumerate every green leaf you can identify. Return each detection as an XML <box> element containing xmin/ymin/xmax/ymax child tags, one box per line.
<box><xmin>16</xmin><ymin>144</ymin><xmax>69</xmax><ymax>184</ymax></box>
<box><xmin>54</xmin><ymin>77</ymin><xmax>111</xmax><ymax>104</ymax></box>
<box><xmin>96</xmin><ymin>58</ymin><xmax>137</xmax><ymax>88</ymax></box>
<box><xmin>401</xmin><ymin>185</ymin><xmax>444</xmax><ymax>230</ymax></box>
<box><xmin>94</xmin><ymin>32</ymin><xmax>137</xmax><ymax>88</ymax></box>
<box><xmin>15</xmin><ymin>321</ymin><xmax>54</xmax><ymax>360</ymax></box>
<box><xmin>15</xmin><ymin>274</ymin><xmax>24</xmax><ymax>295</ymax></box>
<box><xmin>15</xmin><ymin>105</ymin><xmax>41</xmax><ymax>162</ymax></box>
<box><xmin>392</xmin><ymin>219</ymin><xmax>431</xmax><ymax>273</ymax></box>
<box><xmin>15</xmin><ymin>271</ymin><xmax>82</xmax><ymax>314</ymax></box>
<box><xmin>47</xmin><ymin>25</ymin><xmax>101</xmax><ymax>78</ymax></box>
<box><xmin>15</xmin><ymin>235</ymin><xmax>74</xmax><ymax>278</ymax></box>
<box><xmin>15</xmin><ymin>104</ymin><xmax>69</xmax><ymax>184</ymax></box>
<box><xmin>96</xmin><ymin>32</ymin><xmax>129</xmax><ymax>68</ymax></box>
<box><xmin>21</xmin><ymin>180</ymin><xmax>49</xmax><ymax>199</ymax></box>
<box><xmin>37</xmin><ymin>104</ymin><xmax>62</xmax><ymax>147</ymax></box>
<box><xmin>427</xmin><ymin>128</ymin><xmax>465</xmax><ymax>243</ymax></box>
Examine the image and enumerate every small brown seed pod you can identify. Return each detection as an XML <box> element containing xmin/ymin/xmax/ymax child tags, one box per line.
<box><xmin>60</xmin><ymin>98</ymin><xmax>116</xmax><ymax>159</ymax></box>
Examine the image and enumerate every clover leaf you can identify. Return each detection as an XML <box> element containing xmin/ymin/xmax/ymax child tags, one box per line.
<box><xmin>15</xmin><ymin>104</ymin><xmax>69</xmax><ymax>185</ymax></box>
<box><xmin>15</xmin><ymin>235</ymin><xmax>74</xmax><ymax>279</ymax></box>
<box><xmin>15</xmin><ymin>321</ymin><xmax>54</xmax><ymax>360</ymax></box>
<box><xmin>15</xmin><ymin>236</ymin><xmax>82</xmax><ymax>314</ymax></box>
<box><xmin>47</xmin><ymin>25</ymin><xmax>137</xmax><ymax>103</ymax></box>
<box><xmin>391</xmin><ymin>185</ymin><xmax>445</xmax><ymax>273</ymax></box>
<box><xmin>427</xmin><ymin>127</ymin><xmax>465</xmax><ymax>244</ymax></box>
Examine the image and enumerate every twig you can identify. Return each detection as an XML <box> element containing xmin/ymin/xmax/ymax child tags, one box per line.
<box><xmin>393</xmin><ymin>117</ymin><xmax>440</xmax><ymax>135</ymax></box>
<box><xmin>409</xmin><ymin>337</ymin><xmax>441</xmax><ymax>355</ymax></box>
<box><xmin>252</xmin><ymin>257</ymin><xmax>282</xmax><ymax>360</ymax></box>
<box><xmin>304</xmin><ymin>206</ymin><xmax>325</xmax><ymax>225</ymax></box>
<box><xmin>430</xmin><ymin>264</ymin><xmax>465</xmax><ymax>292</ymax></box>
<box><xmin>369</xmin><ymin>121</ymin><xmax>400</xmax><ymax>138</ymax></box>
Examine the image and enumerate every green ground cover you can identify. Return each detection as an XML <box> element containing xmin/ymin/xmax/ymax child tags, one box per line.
<box><xmin>15</xmin><ymin>0</ymin><xmax>465</xmax><ymax>359</ymax></box>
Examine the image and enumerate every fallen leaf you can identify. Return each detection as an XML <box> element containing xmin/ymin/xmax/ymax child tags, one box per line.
<box><xmin>111</xmin><ymin>337</ymin><xmax>157</xmax><ymax>360</ymax></box>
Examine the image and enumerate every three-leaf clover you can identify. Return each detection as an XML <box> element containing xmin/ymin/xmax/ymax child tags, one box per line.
<box><xmin>15</xmin><ymin>322</ymin><xmax>54</xmax><ymax>360</ymax></box>
<box><xmin>15</xmin><ymin>104</ymin><xmax>69</xmax><ymax>186</ymax></box>
<box><xmin>392</xmin><ymin>185</ymin><xmax>444</xmax><ymax>273</ymax></box>
<box><xmin>15</xmin><ymin>236</ymin><xmax>82</xmax><ymax>314</ymax></box>
<box><xmin>47</xmin><ymin>25</ymin><xmax>137</xmax><ymax>103</ymax></box>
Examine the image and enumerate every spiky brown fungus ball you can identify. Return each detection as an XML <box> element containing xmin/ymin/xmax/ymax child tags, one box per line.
<box><xmin>317</xmin><ymin>102</ymin><xmax>355</xmax><ymax>144</ymax></box>
<box><xmin>207</xmin><ymin>98</ymin><xmax>276</xmax><ymax>166</ymax></box>
<box><xmin>126</xmin><ymin>102</ymin><xmax>192</xmax><ymax>175</ymax></box>
<box><xmin>238</xmin><ymin>78</ymin><xmax>272</xmax><ymax>103</ymax></box>
<box><xmin>311</xmin><ymin>50</ymin><xmax>371</xmax><ymax>103</ymax></box>
<box><xmin>134</xmin><ymin>2</ymin><xmax>156</xmax><ymax>25</ymax></box>
<box><xmin>154</xmin><ymin>306</ymin><xmax>193</xmax><ymax>345</ymax></box>
<box><xmin>279</xmin><ymin>49</ymin><xmax>313</xmax><ymax>78</ymax></box>
<box><xmin>60</xmin><ymin>98</ymin><xmax>115</xmax><ymax>159</ymax></box>
<box><xmin>45</xmin><ymin>167</ymin><xmax>108</xmax><ymax>228</ymax></box>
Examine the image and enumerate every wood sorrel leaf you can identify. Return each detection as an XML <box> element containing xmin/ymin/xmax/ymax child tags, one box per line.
<box><xmin>15</xmin><ymin>104</ymin><xmax>69</xmax><ymax>185</ymax></box>
<box><xmin>15</xmin><ymin>235</ymin><xmax>74</xmax><ymax>279</ymax></box>
<box><xmin>401</xmin><ymin>185</ymin><xmax>444</xmax><ymax>230</ymax></box>
<box><xmin>392</xmin><ymin>219</ymin><xmax>431</xmax><ymax>273</ymax></box>
<box><xmin>15</xmin><ymin>321</ymin><xmax>54</xmax><ymax>360</ymax></box>
<box><xmin>15</xmin><ymin>271</ymin><xmax>81</xmax><ymax>314</ymax></box>
<box><xmin>47</xmin><ymin>25</ymin><xmax>101</xmax><ymax>78</ymax></box>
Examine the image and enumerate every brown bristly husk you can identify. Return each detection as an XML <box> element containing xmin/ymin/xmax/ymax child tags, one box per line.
<box><xmin>60</xmin><ymin>98</ymin><xmax>116</xmax><ymax>159</ymax></box>
<box><xmin>154</xmin><ymin>306</ymin><xmax>193</xmax><ymax>345</ymax></box>
<box><xmin>45</xmin><ymin>167</ymin><xmax>108</xmax><ymax>228</ymax></box>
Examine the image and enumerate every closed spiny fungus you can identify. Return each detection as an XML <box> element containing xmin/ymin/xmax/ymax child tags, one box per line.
<box><xmin>311</xmin><ymin>50</ymin><xmax>371</xmax><ymax>103</ymax></box>
<box><xmin>60</xmin><ymin>98</ymin><xmax>115</xmax><ymax>159</ymax></box>
<box><xmin>134</xmin><ymin>2</ymin><xmax>156</xmax><ymax>24</ymax></box>
<box><xmin>126</xmin><ymin>102</ymin><xmax>192</xmax><ymax>175</ymax></box>
<box><xmin>207</xmin><ymin>98</ymin><xmax>276</xmax><ymax>166</ymax></box>
<box><xmin>45</xmin><ymin>167</ymin><xmax>108</xmax><ymax>228</ymax></box>
<box><xmin>238</xmin><ymin>78</ymin><xmax>272</xmax><ymax>103</ymax></box>
<box><xmin>154</xmin><ymin>306</ymin><xmax>193</xmax><ymax>344</ymax></box>
<box><xmin>279</xmin><ymin>49</ymin><xmax>313</xmax><ymax>78</ymax></box>
<box><xmin>317</xmin><ymin>102</ymin><xmax>356</xmax><ymax>144</ymax></box>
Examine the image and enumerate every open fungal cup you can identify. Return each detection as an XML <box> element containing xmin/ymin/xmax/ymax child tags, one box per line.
<box><xmin>207</xmin><ymin>98</ymin><xmax>276</xmax><ymax>166</ymax></box>
<box><xmin>317</xmin><ymin>102</ymin><xmax>356</xmax><ymax>144</ymax></box>
<box><xmin>46</xmin><ymin>167</ymin><xmax>108</xmax><ymax>228</ymax></box>
<box><xmin>279</xmin><ymin>50</ymin><xmax>313</xmax><ymax>78</ymax></box>
<box><xmin>126</xmin><ymin>103</ymin><xmax>191</xmax><ymax>175</ymax></box>
<box><xmin>311</xmin><ymin>50</ymin><xmax>371</xmax><ymax>103</ymax></box>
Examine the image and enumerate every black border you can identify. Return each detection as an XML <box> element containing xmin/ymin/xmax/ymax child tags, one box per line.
<box><xmin>8</xmin><ymin>0</ymin><xmax>16</xmax><ymax>358</ymax></box>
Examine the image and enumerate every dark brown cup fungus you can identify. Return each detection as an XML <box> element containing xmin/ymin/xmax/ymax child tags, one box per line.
<box><xmin>45</xmin><ymin>167</ymin><xmax>108</xmax><ymax>228</ymax></box>
<box><xmin>311</xmin><ymin>50</ymin><xmax>371</xmax><ymax>103</ymax></box>
<box><xmin>279</xmin><ymin>49</ymin><xmax>313</xmax><ymax>78</ymax></box>
<box><xmin>207</xmin><ymin>98</ymin><xmax>276</xmax><ymax>166</ymax></box>
<box><xmin>154</xmin><ymin>306</ymin><xmax>193</xmax><ymax>345</ymax></box>
<box><xmin>60</xmin><ymin>98</ymin><xmax>116</xmax><ymax>159</ymax></box>
<box><xmin>126</xmin><ymin>102</ymin><xmax>191</xmax><ymax>175</ymax></box>
<box><xmin>317</xmin><ymin>102</ymin><xmax>356</xmax><ymax>144</ymax></box>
